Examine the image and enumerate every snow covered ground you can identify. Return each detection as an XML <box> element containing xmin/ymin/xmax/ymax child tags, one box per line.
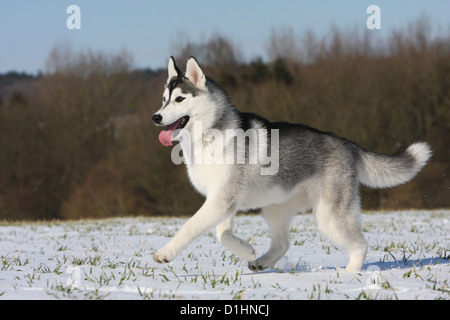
<box><xmin>0</xmin><ymin>210</ymin><xmax>448</xmax><ymax>300</ymax></box>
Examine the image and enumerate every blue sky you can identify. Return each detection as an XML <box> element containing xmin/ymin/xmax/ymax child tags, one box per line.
<box><xmin>0</xmin><ymin>0</ymin><xmax>449</xmax><ymax>74</ymax></box>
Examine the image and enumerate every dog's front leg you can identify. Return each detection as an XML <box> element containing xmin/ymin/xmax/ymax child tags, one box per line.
<box><xmin>153</xmin><ymin>197</ymin><xmax>234</xmax><ymax>263</ymax></box>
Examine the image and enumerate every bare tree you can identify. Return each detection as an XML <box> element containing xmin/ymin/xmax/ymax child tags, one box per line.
<box><xmin>171</xmin><ymin>32</ymin><xmax>242</xmax><ymax>68</ymax></box>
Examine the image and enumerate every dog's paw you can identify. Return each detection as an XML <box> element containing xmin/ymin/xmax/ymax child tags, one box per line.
<box><xmin>248</xmin><ymin>260</ymin><xmax>267</xmax><ymax>272</ymax></box>
<box><xmin>153</xmin><ymin>248</ymin><xmax>174</xmax><ymax>264</ymax></box>
<box><xmin>153</xmin><ymin>253</ymin><xmax>170</xmax><ymax>263</ymax></box>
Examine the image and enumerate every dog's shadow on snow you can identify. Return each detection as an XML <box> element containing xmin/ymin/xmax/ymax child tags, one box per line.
<box><xmin>243</xmin><ymin>257</ymin><xmax>449</xmax><ymax>275</ymax></box>
<box><xmin>361</xmin><ymin>257</ymin><xmax>449</xmax><ymax>271</ymax></box>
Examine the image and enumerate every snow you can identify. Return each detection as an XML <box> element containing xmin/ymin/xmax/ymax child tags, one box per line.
<box><xmin>0</xmin><ymin>210</ymin><xmax>448</xmax><ymax>300</ymax></box>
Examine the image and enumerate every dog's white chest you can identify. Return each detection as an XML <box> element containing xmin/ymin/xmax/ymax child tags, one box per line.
<box><xmin>186</xmin><ymin>163</ymin><xmax>229</xmax><ymax>196</ymax></box>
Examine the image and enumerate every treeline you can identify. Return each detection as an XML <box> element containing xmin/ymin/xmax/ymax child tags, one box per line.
<box><xmin>0</xmin><ymin>20</ymin><xmax>449</xmax><ymax>220</ymax></box>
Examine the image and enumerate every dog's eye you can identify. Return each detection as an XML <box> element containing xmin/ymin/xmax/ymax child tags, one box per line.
<box><xmin>162</xmin><ymin>96</ymin><xmax>166</xmax><ymax>103</ymax></box>
<box><xmin>175</xmin><ymin>96</ymin><xmax>185</xmax><ymax>103</ymax></box>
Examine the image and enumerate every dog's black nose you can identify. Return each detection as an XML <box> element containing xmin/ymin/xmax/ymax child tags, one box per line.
<box><xmin>152</xmin><ymin>114</ymin><xmax>162</xmax><ymax>125</ymax></box>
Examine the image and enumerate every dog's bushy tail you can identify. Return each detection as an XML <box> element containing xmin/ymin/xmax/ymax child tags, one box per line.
<box><xmin>357</xmin><ymin>142</ymin><xmax>432</xmax><ymax>188</ymax></box>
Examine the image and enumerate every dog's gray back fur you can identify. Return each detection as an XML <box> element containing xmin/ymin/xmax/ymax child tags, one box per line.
<box><xmin>201</xmin><ymin>77</ymin><xmax>430</xmax><ymax>209</ymax></box>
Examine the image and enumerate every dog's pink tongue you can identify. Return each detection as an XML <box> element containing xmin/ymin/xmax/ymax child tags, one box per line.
<box><xmin>158</xmin><ymin>118</ymin><xmax>183</xmax><ymax>146</ymax></box>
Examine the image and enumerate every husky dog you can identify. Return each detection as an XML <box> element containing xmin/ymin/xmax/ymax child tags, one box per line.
<box><xmin>151</xmin><ymin>56</ymin><xmax>431</xmax><ymax>272</ymax></box>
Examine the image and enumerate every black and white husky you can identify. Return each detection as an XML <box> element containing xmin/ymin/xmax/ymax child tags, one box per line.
<box><xmin>151</xmin><ymin>56</ymin><xmax>431</xmax><ymax>272</ymax></box>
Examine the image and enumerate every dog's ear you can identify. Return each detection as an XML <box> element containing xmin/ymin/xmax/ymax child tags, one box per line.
<box><xmin>167</xmin><ymin>56</ymin><xmax>181</xmax><ymax>81</ymax></box>
<box><xmin>185</xmin><ymin>57</ymin><xmax>206</xmax><ymax>89</ymax></box>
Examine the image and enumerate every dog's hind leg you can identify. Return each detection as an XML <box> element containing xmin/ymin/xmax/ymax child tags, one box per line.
<box><xmin>314</xmin><ymin>195</ymin><xmax>368</xmax><ymax>272</ymax></box>
<box><xmin>216</xmin><ymin>215</ymin><xmax>256</xmax><ymax>261</ymax></box>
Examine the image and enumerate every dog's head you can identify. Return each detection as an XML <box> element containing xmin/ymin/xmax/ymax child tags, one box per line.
<box><xmin>152</xmin><ymin>56</ymin><xmax>210</xmax><ymax>146</ymax></box>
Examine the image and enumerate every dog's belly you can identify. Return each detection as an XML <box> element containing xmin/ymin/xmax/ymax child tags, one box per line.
<box><xmin>187</xmin><ymin>163</ymin><xmax>290</xmax><ymax>207</ymax></box>
<box><xmin>186</xmin><ymin>163</ymin><xmax>317</xmax><ymax>211</ymax></box>
<box><xmin>238</xmin><ymin>177</ymin><xmax>318</xmax><ymax>211</ymax></box>
<box><xmin>237</xmin><ymin>186</ymin><xmax>291</xmax><ymax>210</ymax></box>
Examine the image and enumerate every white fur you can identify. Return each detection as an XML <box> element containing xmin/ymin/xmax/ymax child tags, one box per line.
<box><xmin>167</xmin><ymin>57</ymin><xmax>178</xmax><ymax>81</ymax></box>
<box><xmin>358</xmin><ymin>141</ymin><xmax>432</xmax><ymax>188</ymax></box>
<box><xmin>407</xmin><ymin>142</ymin><xmax>432</xmax><ymax>168</ymax></box>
